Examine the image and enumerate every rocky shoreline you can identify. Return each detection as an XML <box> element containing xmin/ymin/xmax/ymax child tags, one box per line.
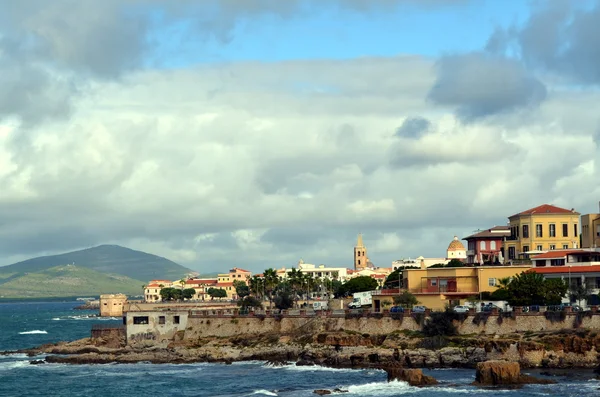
<box><xmin>6</xmin><ymin>328</ymin><xmax>600</xmax><ymax>374</ymax></box>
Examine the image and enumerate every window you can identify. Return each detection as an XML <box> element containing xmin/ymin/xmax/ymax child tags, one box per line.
<box><xmin>358</xmin><ymin>260</ymin><xmax>361</xmax><ymax>265</ymax></box>
<box><xmin>488</xmin><ymin>278</ymin><xmax>497</xmax><ymax>287</ymax></box>
<box><xmin>562</xmin><ymin>224</ymin><xmax>568</xmax><ymax>237</ymax></box>
<box><xmin>174</xmin><ymin>316</ymin><xmax>180</xmax><ymax>324</ymax></box>
<box><xmin>508</xmin><ymin>246</ymin><xmax>516</xmax><ymax>259</ymax></box>
<box><xmin>490</xmin><ymin>241</ymin><xmax>497</xmax><ymax>250</ymax></box>
<box><xmin>431</xmin><ymin>279</ymin><xmax>437</xmax><ymax>286</ymax></box>
<box><xmin>563</xmin><ymin>244</ymin><xmax>569</xmax><ymax>249</ymax></box>
<box><xmin>357</xmin><ymin>251</ymin><xmax>361</xmax><ymax>257</ymax></box>
<box><xmin>549</xmin><ymin>224</ymin><xmax>556</xmax><ymax>237</ymax></box>
<box><xmin>537</xmin><ymin>245</ymin><xmax>543</xmax><ymax>251</ymax></box>
<box><xmin>536</xmin><ymin>224</ymin><xmax>543</xmax><ymax>238</ymax></box>
<box><xmin>522</xmin><ymin>225</ymin><xmax>529</xmax><ymax>238</ymax></box>
<box><xmin>549</xmin><ymin>244</ymin><xmax>556</xmax><ymax>250</ymax></box>
<box><xmin>133</xmin><ymin>316</ymin><xmax>149</xmax><ymax>325</ymax></box>
<box><xmin>523</xmin><ymin>245</ymin><xmax>530</xmax><ymax>253</ymax></box>
<box><xmin>574</xmin><ymin>224</ymin><xmax>578</xmax><ymax>237</ymax></box>
<box><xmin>159</xmin><ymin>316</ymin><xmax>165</xmax><ymax>325</ymax></box>
<box><xmin>480</xmin><ymin>241</ymin><xmax>486</xmax><ymax>250</ymax></box>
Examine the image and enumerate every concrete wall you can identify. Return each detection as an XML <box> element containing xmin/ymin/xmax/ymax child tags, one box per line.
<box><xmin>126</xmin><ymin>310</ymin><xmax>189</xmax><ymax>345</ymax></box>
<box><xmin>100</xmin><ymin>294</ymin><xmax>127</xmax><ymax>317</ymax></box>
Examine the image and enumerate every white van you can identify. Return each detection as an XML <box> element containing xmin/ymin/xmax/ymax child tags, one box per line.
<box><xmin>453</xmin><ymin>305</ymin><xmax>470</xmax><ymax>313</ymax></box>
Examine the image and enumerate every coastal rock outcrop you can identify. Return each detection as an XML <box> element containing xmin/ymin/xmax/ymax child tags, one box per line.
<box><xmin>472</xmin><ymin>360</ymin><xmax>555</xmax><ymax>386</ymax></box>
<box><xmin>385</xmin><ymin>367</ymin><xmax>438</xmax><ymax>386</ymax></box>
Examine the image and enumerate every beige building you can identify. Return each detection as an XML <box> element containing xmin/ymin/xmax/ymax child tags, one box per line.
<box><xmin>354</xmin><ymin>233</ymin><xmax>370</xmax><ymax>270</ymax></box>
<box><xmin>99</xmin><ymin>294</ymin><xmax>127</xmax><ymax>317</ymax></box>
<box><xmin>581</xmin><ymin>210</ymin><xmax>600</xmax><ymax>249</ymax></box>
<box><xmin>505</xmin><ymin>204</ymin><xmax>580</xmax><ymax>260</ymax></box>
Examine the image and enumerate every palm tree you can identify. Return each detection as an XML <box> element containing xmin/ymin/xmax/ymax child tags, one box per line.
<box><xmin>249</xmin><ymin>275</ymin><xmax>265</xmax><ymax>301</ymax></box>
<box><xmin>287</xmin><ymin>268</ymin><xmax>304</xmax><ymax>307</ymax></box>
<box><xmin>263</xmin><ymin>268</ymin><xmax>279</xmax><ymax>309</ymax></box>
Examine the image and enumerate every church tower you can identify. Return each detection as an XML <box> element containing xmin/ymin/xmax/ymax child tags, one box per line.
<box><xmin>354</xmin><ymin>233</ymin><xmax>368</xmax><ymax>270</ymax></box>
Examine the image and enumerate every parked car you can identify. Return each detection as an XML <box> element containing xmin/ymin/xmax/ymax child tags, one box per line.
<box><xmin>453</xmin><ymin>305</ymin><xmax>470</xmax><ymax>313</ymax></box>
<box><xmin>482</xmin><ymin>304</ymin><xmax>503</xmax><ymax>313</ymax></box>
<box><xmin>389</xmin><ymin>306</ymin><xmax>405</xmax><ymax>313</ymax></box>
<box><xmin>412</xmin><ymin>305</ymin><xmax>426</xmax><ymax>313</ymax></box>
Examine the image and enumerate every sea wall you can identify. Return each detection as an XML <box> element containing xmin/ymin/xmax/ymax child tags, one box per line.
<box><xmin>183</xmin><ymin>312</ymin><xmax>600</xmax><ymax>340</ymax></box>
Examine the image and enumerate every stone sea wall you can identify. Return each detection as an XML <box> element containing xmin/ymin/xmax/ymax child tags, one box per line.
<box><xmin>183</xmin><ymin>312</ymin><xmax>600</xmax><ymax>340</ymax></box>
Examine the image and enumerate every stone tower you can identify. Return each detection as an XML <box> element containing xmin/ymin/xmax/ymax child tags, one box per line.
<box><xmin>354</xmin><ymin>233</ymin><xmax>369</xmax><ymax>270</ymax></box>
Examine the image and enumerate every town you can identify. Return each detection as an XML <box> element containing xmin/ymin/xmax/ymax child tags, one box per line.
<box><xmin>94</xmin><ymin>203</ymin><xmax>600</xmax><ymax>344</ymax></box>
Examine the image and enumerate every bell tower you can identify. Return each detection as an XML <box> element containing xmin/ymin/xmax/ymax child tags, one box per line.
<box><xmin>354</xmin><ymin>233</ymin><xmax>368</xmax><ymax>270</ymax></box>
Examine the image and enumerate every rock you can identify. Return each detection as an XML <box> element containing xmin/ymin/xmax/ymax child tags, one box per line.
<box><xmin>296</xmin><ymin>359</ymin><xmax>315</xmax><ymax>366</ymax></box>
<box><xmin>313</xmin><ymin>390</ymin><xmax>331</xmax><ymax>395</ymax></box>
<box><xmin>29</xmin><ymin>360</ymin><xmax>46</xmax><ymax>365</ymax></box>
<box><xmin>472</xmin><ymin>360</ymin><xmax>556</xmax><ymax>386</ymax></box>
<box><xmin>386</xmin><ymin>367</ymin><xmax>438</xmax><ymax>386</ymax></box>
<box><xmin>265</xmin><ymin>359</ymin><xmax>289</xmax><ymax>367</ymax></box>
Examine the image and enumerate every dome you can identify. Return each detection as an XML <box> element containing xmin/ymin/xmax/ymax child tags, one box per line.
<box><xmin>447</xmin><ymin>236</ymin><xmax>466</xmax><ymax>251</ymax></box>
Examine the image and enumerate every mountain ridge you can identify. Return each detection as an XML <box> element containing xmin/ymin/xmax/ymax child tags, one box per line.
<box><xmin>0</xmin><ymin>245</ymin><xmax>196</xmax><ymax>297</ymax></box>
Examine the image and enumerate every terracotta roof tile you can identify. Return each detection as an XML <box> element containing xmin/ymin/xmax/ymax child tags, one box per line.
<box><xmin>532</xmin><ymin>265</ymin><xmax>600</xmax><ymax>274</ymax></box>
<box><xmin>510</xmin><ymin>204</ymin><xmax>579</xmax><ymax>217</ymax></box>
<box><xmin>532</xmin><ymin>250</ymin><xmax>592</xmax><ymax>259</ymax></box>
<box><xmin>463</xmin><ymin>226</ymin><xmax>510</xmax><ymax>240</ymax></box>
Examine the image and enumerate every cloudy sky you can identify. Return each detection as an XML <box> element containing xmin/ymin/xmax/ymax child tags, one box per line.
<box><xmin>1</xmin><ymin>0</ymin><xmax>599</xmax><ymax>274</ymax></box>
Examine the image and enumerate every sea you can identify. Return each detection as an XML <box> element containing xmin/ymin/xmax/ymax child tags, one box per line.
<box><xmin>0</xmin><ymin>301</ymin><xmax>598</xmax><ymax>397</ymax></box>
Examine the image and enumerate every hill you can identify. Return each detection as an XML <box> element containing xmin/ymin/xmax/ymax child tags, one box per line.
<box><xmin>0</xmin><ymin>264</ymin><xmax>145</xmax><ymax>298</ymax></box>
<box><xmin>1</xmin><ymin>245</ymin><xmax>194</xmax><ymax>283</ymax></box>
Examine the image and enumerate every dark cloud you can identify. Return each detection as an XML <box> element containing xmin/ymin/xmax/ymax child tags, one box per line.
<box><xmin>394</xmin><ymin>117</ymin><xmax>431</xmax><ymax>138</ymax></box>
<box><xmin>427</xmin><ymin>52</ymin><xmax>547</xmax><ymax>120</ymax></box>
<box><xmin>487</xmin><ymin>1</ymin><xmax>600</xmax><ymax>84</ymax></box>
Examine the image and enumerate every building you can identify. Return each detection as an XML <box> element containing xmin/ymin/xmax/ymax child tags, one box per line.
<box><xmin>372</xmin><ymin>265</ymin><xmax>532</xmax><ymax>311</ymax></box>
<box><xmin>530</xmin><ymin>249</ymin><xmax>600</xmax><ymax>305</ymax></box>
<box><xmin>213</xmin><ymin>268</ymin><xmax>252</xmax><ymax>300</ymax></box>
<box><xmin>354</xmin><ymin>233</ymin><xmax>370</xmax><ymax>270</ymax></box>
<box><xmin>184</xmin><ymin>278</ymin><xmax>218</xmax><ymax>301</ymax></box>
<box><xmin>446</xmin><ymin>236</ymin><xmax>467</xmax><ymax>260</ymax></box>
<box><xmin>581</xmin><ymin>209</ymin><xmax>600</xmax><ymax>249</ymax></box>
<box><xmin>463</xmin><ymin>226</ymin><xmax>510</xmax><ymax>265</ymax></box>
<box><xmin>99</xmin><ymin>294</ymin><xmax>127</xmax><ymax>317</ymax></box>
<box><xmin>505</xmin><ymin>204</ymin><xmax>580</xmax><ymax>260</ymax></box>
<box><xmin>144</xmin><ymin>280</ymin><xmax>173</xmax><ymax>302</ymax></box>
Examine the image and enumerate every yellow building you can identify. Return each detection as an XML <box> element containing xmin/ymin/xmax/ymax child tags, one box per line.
<box><xmin>504</xmin><ymin>204</ymin><xmax>580</xmax><ymax>260</ymax></box>
<box><xmin>372</xmin><ymin>265</ymin><xmax>531</xmax><ymax>311</ymax></box>
<box><xmin>99</xmin><ymin>293</ymin><xmax>127</xmax><ymax>317</ymax></box>
<box><xmin>581</xmin><ymin>212</ymin><xmax>600</xmax><ymax>249</ymax></box>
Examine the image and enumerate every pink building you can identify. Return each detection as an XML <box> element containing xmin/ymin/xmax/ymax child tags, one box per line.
<box><xmin>463</xmin><ymin>226</ymin><xmax>510</xmax><ymax>265</ymax></box>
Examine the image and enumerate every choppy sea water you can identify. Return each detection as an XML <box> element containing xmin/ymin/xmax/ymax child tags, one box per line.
<box><xmin>1</xmin><ymin>302</ymin><xmax>599</xmax><ymax>397</ymax></box>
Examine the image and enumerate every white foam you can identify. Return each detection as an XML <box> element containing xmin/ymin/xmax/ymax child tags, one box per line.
<box><xmin>250</xmin><ymin>390</ymin><xmax>277</xmax><ymax>396</ymax></box>
<box><xmin>0</xmin><ymin>360</ymin><xmax>29</xmax><ymax>371</ymax></box>
<box><xmin>346</xmin><ymin>380</ymin><xmax>413</xmax><ymax>395</ymax></box>
<box><xmin>19</xmin><ymin>330</ymin><xmax>48</xmax><ymax>335</ymax></box>
<box><xmin>51</xmin><ymin>317</ymin><xmax>61</xmax><ymax>321</ymax></box>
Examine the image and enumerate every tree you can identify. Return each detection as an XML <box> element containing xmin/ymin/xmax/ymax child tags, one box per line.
<box><xmin>233</xmin><ymin>280</ymin><xmax>250</xmax><ymax>299</ymax></box>
<box><xmin>506</xmin><ymin>271</ymin><xmax>567</xmax><ymax>307</ymax></box>
<box><xmin>273</xmin><ymin>282</ymin><xmax>294</xmax><ymax>310</ymax></box>
<box><xmin>393</xmin><ymin>290</ymin><xmax>419</xmax><ymax>308</ymax></box>
<box><xmin>249</xmin><ymin>275</ymin><xmax>265</xmax><ymax>301</ymax></box>
<box><xmin>544</xmin><ymin>278</ymin><xmax>568</xmax><ymax>305</ymax></box>
<box><xmin>182</xmin><ymin>288</ymin><xmax>196</xmax><ymax>300</ymax></box>
<box><xmin>489</xmin><ymin>277</ymin><xmax>512</xmax><ymax>301</ymax></box>
<box><xmin>263</xmin><ymin>268</ymin><xmax>279</xmax><ymax>309</ymax></box>
<box><xmin>383</xmin><ymin>266</ymin><xmax>418</xmax><ymax>289</ymax></box>
<box><xmin>569</xmin><ymin>284</ymin><xmax>593</xmax><ymax>306</ymax></box>
<box><xmin>429</xmin><ymin>259</ymin><xmax>465</xmax><ymax>269</ymax></box>
<box><xmin>207</xmin><ymin>287</ymin><xmax>227</xmax><ymax>300</ymax></box>
<box><xmin>238</xmin><ymin>295</ymin><xmax>262</xmax><ymax>311</ymax></box>
<box><xmin>286</xmin><ymin>268</ymin><xmax>304</xmax><ymax>307</ymax></box>
<box><xmin>339</xmin><ymin>276</ymin><xmax>378</xmax><ymax>296</ymax></box>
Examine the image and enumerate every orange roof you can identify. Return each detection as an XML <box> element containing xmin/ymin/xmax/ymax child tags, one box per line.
<box><xmin>216</xmin><ymin>282</ymin><xmax>234</xmax><ymax>287</ymax></box>
<box><xmin>532</xmin><ymin>265</ymin><xmax>600</xmax><ymax>274</ymax></box>
<box><xmin>185</xmin><ymin>278</ymin><xmax>217</xmax><ymax>285</ymax></box>
<box><xmin>372</xmin><ymin>274</ymin><xmax>387</xmax><ymax>279</ymax></box>
<box><xmin>511</xmin><ymin>204</ymin><xmax>578</xmax><ymax>217</ymax></box>
<box><xmin>532</xmin><ymin>250</ymin><xmax>593</xmax><ymax>259</ymax></box>
<box><xmin>232</xmin><ymin>268</ymin><xmax>251</xmax><ymax>273</ymax></box>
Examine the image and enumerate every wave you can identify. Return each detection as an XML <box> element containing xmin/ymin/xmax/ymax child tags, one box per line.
<box><xmin>0</xmin><ymin>360</ymin><xmax>29</xmax><ymax>371</ymax></box>
<box><xmin>249</xmin><ymin>390</ymin><xmax>277</xmax><ymax>396</ymax></box>
<box><xmin>19</xmin><ymin>330</ymin><xmax>48</xmax><ymax>335</ymax></box>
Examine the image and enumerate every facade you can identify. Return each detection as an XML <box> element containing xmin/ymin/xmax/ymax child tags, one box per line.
<box><xmin>126</xmin><ymin>310</ymin><xmax>189</xmax><ymax>345</ymax></box>
<box><xmin>531</xmin><ymin>249</ymin><xmax>600</xmax><ymax>306</ymax></box>
<box><xmin>581</xmin><ymin>212</ymin><xmax>600</xmax><ymax>249</ymax></box>
<box><xmin>296</xmin><ymin>261</ymin><xmax>349</xmax><ymax>281</ymax></box>
<box><xmin>463</xmin><ymin>226</ymin><xmax>510</xmax><ymax>265</ymax></box>
<box><xmin>184</xmin><ymin>278</ymin><xmax>218</xmax><ymax>301</ymax></box>
<box><xmin>446</xmin><ymin>236</ymin><xmax>467</xmax><ymax>259</ymax></box>
<box><xmin>372</xmin><ymin>265</ymin><xmax>531</xmax><ymax>311</ymax></box>
<box><xmin>144</xmin><ymin>280</ymin><xmax>173</xmax><ymax>302</ymax></box>
<box><xmin>99</xmin><ymin>294</ymin><xmax>127</xmax><ymax>317</ymax></box>
<box><xmin>354</xmin><ymin>234</ymin><xmax>370</xmax><ymax>271</ymax></box>
<box><xmin>505</xmin><ymin>204</ymin><xmax>580</xmax><ymax>260</ymax></box>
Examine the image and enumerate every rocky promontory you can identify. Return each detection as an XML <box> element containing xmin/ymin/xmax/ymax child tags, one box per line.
<box><xmin>14</xmin><ymin>327</ymin><xmax>600</xmax><ymax>372</ymax></box>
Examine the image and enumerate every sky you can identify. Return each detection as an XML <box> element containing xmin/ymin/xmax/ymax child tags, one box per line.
<box><xmin>1</xmin><ymin>0</ymin><xmax>600</xmax><ymax>275</ymax></box>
